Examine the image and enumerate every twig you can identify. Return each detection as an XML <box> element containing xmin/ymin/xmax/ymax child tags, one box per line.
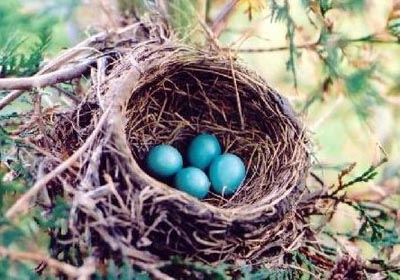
<box><xmin>310</xmin><ymin>95</ymin><xmax>344</xmax><ymax>131</ymax></box>
<box><xmin>212</xmin><ymin>0</ymin><xmax>240</xmax><ymax>37</ymax></box>
<box><xmin>193</xmin><ymin>8</ymin><xmax>221</xmax><ymax>49</ymax></box>
<box><xmin>52</xmin><ymin>84</ymin><xmax>81</xmax><ymax>104</ymax></box>
<box><xmin>0</xmin><ymin>60</ymin><xmax>92</xmax><ymax>110</ymax></box>
<box><xmin>330</xmin><ymin>155</ymin><xmax>388</xmax><ymax>197</ymax></box>
<box><xmin>38</xmin><ymin>22</ymin><xmax>141</xmax><ymax>75</ymax></box>
<box><xmin>0</xmin><ymin>245</ymin><xmax>80</xmax><ymax>278</ymax></box>
<box><xmin>0</xmin><ymin>60</ymin><xmax>93</xmax><ymax>91</ymax></box>
<box><xmin>228</xmin><ymin>41</ymin><xmax>318</xmax><ymax>52</ymax></box>
<box><xmin>198</xmin><ymin>0</ymin><xmax>208</xmax><ymax>23</ymax></box>
<box><xmin>5</xmin><ymin>105</ymin><xmax>111</xmax><ymax>219</ymax></box>
<box><xmin>382</xmin><ymin>94</ymin><xmax>400</xmax><ymax>106</ymax></box>
<box><xmin>228</xmin><ymin>51</ymin><xmax>244</xmax><ymax>129</ymax></box>
<box><xmin>227</xmin><ymin>35</ymin><xmax>400</xmax><ymax>53</ymax></box>
<box><xmin>310</xmin><ymin>172</ymin><xmax>324</xmax><ymax>187</ymax></box>
<box><xmin>337</xmin><ymin>158</ymin><xmax>387</xmax><ymax>192</ymax></box>
<box><xmin>0</xmin><ymin>23</ymin><xmax>140</xmax><ymax>110</ymax></box>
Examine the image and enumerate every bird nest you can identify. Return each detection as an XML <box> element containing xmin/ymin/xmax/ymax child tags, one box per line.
<box><xmin>35</xmin><ymin>25</ymin><xmax>310</xmax><ymax>268</ymax></box>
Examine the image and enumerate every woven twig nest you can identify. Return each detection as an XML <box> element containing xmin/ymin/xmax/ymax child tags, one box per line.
<box><xmin>42</xmin><ymin>25</ymin><xmax>310</xmax><ymax>267</ymax></box>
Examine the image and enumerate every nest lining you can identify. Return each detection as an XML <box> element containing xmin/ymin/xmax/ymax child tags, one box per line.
<box><xmin>125</xmin><ymin>47</ymin><xmax>309</xmax><ymax>210</ymax></box>
<box><xmin>42</xmin><ymin>37</ymin><xmax>310</xmax><ymax>265</ymax></box>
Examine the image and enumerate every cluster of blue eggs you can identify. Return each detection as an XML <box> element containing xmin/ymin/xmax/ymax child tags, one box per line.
<box><xmin>146</xmin><ymin>134</ymin><xmax>246</xmax><ymax>199</ymax></box>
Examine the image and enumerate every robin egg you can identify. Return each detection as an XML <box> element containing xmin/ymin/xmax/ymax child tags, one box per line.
<box><xmin>146</xmin><ymin>144</ymin><xmax>183</xmax><ymax>178</ymax></box>
<box><xmin>209</xmin><ymin>153</ymin><xmax>246</xmax><ymax>196</ymax></box>
<box><xmin>174</xmin><ymin>167</ymin><xmax>210</xmax><ymax>199</ymax></box>
<box><xmin>187</xmin><ymin>133</ymin><xmax>222</xmax><ymax>170</ymax></box>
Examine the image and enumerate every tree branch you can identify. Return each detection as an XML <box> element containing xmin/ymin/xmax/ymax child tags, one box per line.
<box><xmin>0</xmin><ymin>60</ymin><xmax>93</xmax><ymax>91</ymax></box>
<box><xmin>227</xmin><ymin>41</ymin><xmax>318</xmax><ymax>53</ymax></box>
<box><xmin>0</xmin><ymin>60</ymin><xmax>92</xmax><ymax>110</ymax></box>
<box><xmin>227</xmin><ymin>35</ymin><xmax>399</xmax><ymax>53</ymax></box>
<box><xmin>212</xmin><ymin>0</ymin><xmax>240</xmax><ymax>37</ymax></box>
<box><xmin>0</xmin><ymin>23</ymin><xmax>140</xmax><ymax>111</ymax></box>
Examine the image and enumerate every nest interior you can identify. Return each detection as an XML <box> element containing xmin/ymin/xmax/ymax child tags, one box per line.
<box><xmin>44</xmin><ymin>37</ymin><xmax>310</xmax><ymax>266</ymax></box>
<box><xmin>127</xmin><ymin>51</ymin><xmax>307</xmax><ymax>209</ymax></box>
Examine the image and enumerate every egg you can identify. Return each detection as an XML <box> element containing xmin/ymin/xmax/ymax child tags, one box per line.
<box><xmin>146</xmin><ymin>144</ymin><xmax>183</xmax><ymax>178</ymax></box>
<box><xmin>209</xmin><ymin>153</ymin><xmax>246</xmax><ymax>196</ymax></box>
<box><xmin>174</xmin><ymin>167</ymin><xmax>210</xmax><ymax>199</ymax></box>
<box><xmin>187</xmin><ymin>134</ymin><xmax>222</xmax><ymax>170</ymax></box>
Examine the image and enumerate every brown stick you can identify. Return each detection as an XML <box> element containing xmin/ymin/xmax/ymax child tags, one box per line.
<box><xmin>0</xmin><ymin>23</ymin><xmax>140</xmax><ymax>110</ymax></box>
<box><xmin>227</xmin><ymin>42</ymin><xmax>319</xmax><ymax>53</ymax></box>
<box><xmin>5</xmin><ymin>105</ymin><xmax>111</xmax><ymax>219</ymax></box>
<box><xmin>0</xmin><ymin>60</ymin><xmax>93</xmax><ymax>91</ymax></box>
<box><xmin>227</xmin><ymin>35</ymin><xmax>400</xmax><ymax>53</ymax></box>
<box><xmin>212</xmin><ymin>0</ymin><xmax>240</xmax><ymax>37</ymax></box>
<box><xmin>198</xmin><ymin>0</ymin><xmax>208</xmax><ymax>22</ymax></box>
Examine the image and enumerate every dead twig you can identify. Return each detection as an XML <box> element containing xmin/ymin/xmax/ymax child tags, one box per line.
<box><xmin>227</xmin><ymin>41</ymin><xmax>319</xmax><ymax>53</ymax></box>
<box><xmin>212</xmin><ymin>0</ymin><xmax>241</xmax><ymax>37</ymax></box>
<box><xmin>0</xmin><ymin>60</ymin><xmax>93</xmax><ymax>91</ymax></box>
<box><xmin>0</xmin><ymin>23</ymin><xmax>140</xmax><ymax>110</ymax></box>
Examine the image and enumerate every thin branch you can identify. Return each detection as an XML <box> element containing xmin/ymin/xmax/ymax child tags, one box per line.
<box><xmin>0</xmin><ymin>23</ymin><xmax>140</xmax><ymax>111</ymax></box>
<box><xmin>198</xmin><ymin>0</ymin><xmax>208</xmax><ymax>23</ymax></box>
<box><xmin>0</xmin><ymin>246</ymin><xmax>80</xmax><ymax>278</ymax></box>
<box><xmin>52</xmin><ymin>84</ymin><xmax>81</xmax><ymax>104</ymax></box>
<box><xmin>38</xmin><ymin>23</ymin><xmax>141</xmax><ymax>75</ymax></box>
<box><xmin>310</xmin><ymin>95</ymin><xmax>344</xmax><ymax>131</ymax></box>
<box><xmin>228</xmin><ymin>36</ymin><xmax>400</xmax><ymax>53</ymax></box>
<box><xmin>5</xmin><ymin>105</ymin><xmax>111</xmax><ymax>219</ymax></box>
<box><xmin>383</xmin><ymin>94</ymin><xmax>400</xmax><ymax>106</ymax></box>
<box><xmin>0</xmin><ymin>60</ymin><xmax>92</xmax><ymax>110</ymax></box>
<box><xmin>193</xmin><ymin>7</ymin><xmax>221</xmax><ymax>49</ymax></box>
<box><xmin>345</xmin><ymin>36</ymin><xmax>400</xmax><ymax>45</ymax></box>
<box><xmin>0</xmin><ymin>90</ymin><xmax>24</xmax><ymax>111</ymax></box>
<box><xmin>0</xmin><ymin>60</ymin><xmax>93</xmax><ymax>91</ymax></box>
<box><xmin>228</xmin><ymin>41</ymin><xmax>318</xmax><ymax>53</ymax></box>
<box><xmin>212</xmin><ymin>0</ymin><xmax>240</xmax><ymax>37</ymax></box>
<box><xmin>228</xmin><ymin>52</ymin><xmax>244</xmax><ymax>129</ymax></box>
<box><xmin>330</xmin><ymin>155</ymin><xmax>388</xmax><ymax>197</ymax></box>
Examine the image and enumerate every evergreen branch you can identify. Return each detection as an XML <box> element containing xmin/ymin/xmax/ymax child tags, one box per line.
<box><xmin>284</xmin><ymin>0</ymin><xmax>298</xmax><ymax>90</ymax></box>
<box><xmin>269</xmin><ymin>0</ymin><xmax>299</xmax><ymax>89</ymax></box>
<box><xmin>330</xmin><ymin>156</ymin><xmax>388</xmax><ymax>197</ymax></box>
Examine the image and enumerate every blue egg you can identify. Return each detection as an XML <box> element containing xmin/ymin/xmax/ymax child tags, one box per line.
<box><xmin>174</xmin><ymin>167</ymin><xmax>210</xmax><ymax>199</ymax></box>
<box><xmin>209</xmin><ymin>153</ymin><xmax>246</xmax><ymax>196</ymax></box>
<box><xmin>187</xmin><ymin>134</ymin><xmax>222</xmax><ymax>170</ymax></box>
<box><xmin>146</xmin><ymin>144</ymin><xmax>183</xmax><ymax>178</ymax></box>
